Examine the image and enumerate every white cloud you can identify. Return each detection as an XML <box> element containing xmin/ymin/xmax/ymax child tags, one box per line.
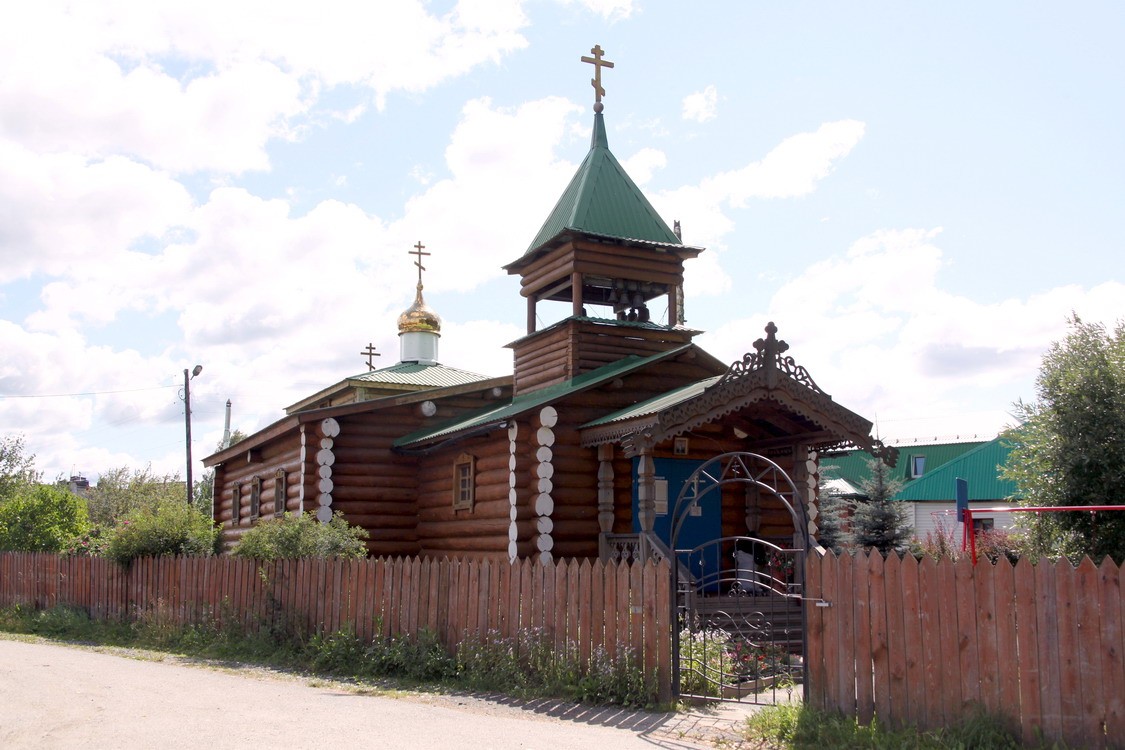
<box><xmin>682</xmin><ymin>85</ymin><xmax>718</xmax><ymax>123</ymax></box>
<box><xmin>701</xmin><ymin>228</ymin><xmax>1125</xmax><ymax>442</ymax></box>
<box><xmin>0</xmin><ymin>144</ymin><xmax>194</xmax><ymax>284</ymax></box>
<box><xmin>0</xmin><ymin>2</ymin><xmax>530</xmax><ymax>174</ymax></box>
<box><xmin>651</xmin><ymin>120</ymin><xmax>867</xmax><ymax>295</ymax></box>
<box><xmin>622</xmin><ymin>147</ymin><xmax>666</xmax><ymax>185</ymax></box>
<box><xmin>558</xmin><ymin>0</ymin><xmax>635</xmax><ymax>21</ymax></box>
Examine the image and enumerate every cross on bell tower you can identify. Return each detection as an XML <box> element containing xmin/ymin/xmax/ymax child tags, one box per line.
<box><xmin>580</xmin><ymin>44</ymin><xmax>614</xmax><ymax>111</ymax></box>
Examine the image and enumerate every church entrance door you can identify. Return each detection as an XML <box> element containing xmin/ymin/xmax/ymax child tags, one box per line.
<box><xmin>669</xmin><ymin>452</ymin><xmax>808</xmax><ymax>705</ymax></box>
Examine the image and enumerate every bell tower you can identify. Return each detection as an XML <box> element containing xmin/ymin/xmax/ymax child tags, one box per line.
<box><xmin>503</xmin><ymin>46</ymin><xmax>705</xmax><ymax>395</ymax></box>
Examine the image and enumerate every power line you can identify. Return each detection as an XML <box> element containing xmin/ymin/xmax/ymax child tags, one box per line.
<box><xmin>0</xmin><ymin>385</ymin><xmax>177</xmax><ymax>399</ymax></box>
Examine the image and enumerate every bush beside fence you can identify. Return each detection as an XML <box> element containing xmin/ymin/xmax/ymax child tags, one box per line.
<box><xmin>0</xmin><ymin>552</ymin><xmax>672</xmax><ymax>702</ymax></box>
<box><xmin>806</xmin><ymin>550</ymin><xmax>1125</xmax><ymax>749</ymax></box>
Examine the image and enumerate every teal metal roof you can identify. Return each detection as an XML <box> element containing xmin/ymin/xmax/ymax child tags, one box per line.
<box><xmin>820</xmin><ymin>438</ymin><xmax>1016</xmax><ymax>502</ymax></box>
<box><xmin>349</xmin><ymin>362</ymin><xmax>488</xmax><ymax>389</ymax></box>
<box><xmin>895</xmin><ymin>438</ymin><xmax>1018</xmax><ymax>502</ymax></box>
<box><xmin>583</xmin><ymin>375</ymin><xmax>721</xmax><ymax>428</ymax></box>
<box><xmin>521</xmin><ymin>113</ymin><xmax>681</xmax><ymax>254</ymax></box>
<box><xmin>394</xmin><ymin>345</ymin><xmax>694</xmax><ymax>448</ymax></box>
<box><xmin>822</xmin><ymin>441</ymin><xmax>984</xmax><ymax>489</ymax></box>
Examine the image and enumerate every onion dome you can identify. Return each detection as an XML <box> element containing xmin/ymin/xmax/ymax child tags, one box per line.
<box><xmin>397</xmin><ymin>282</ymin><xmax>442</xmax><ymax>334</ymax></box>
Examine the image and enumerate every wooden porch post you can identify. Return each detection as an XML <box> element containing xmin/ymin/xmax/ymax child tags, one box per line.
<box><xmin>637</xmin><ymin>449</ymin><xmax>657</xmax><ymax>536</ymax></box>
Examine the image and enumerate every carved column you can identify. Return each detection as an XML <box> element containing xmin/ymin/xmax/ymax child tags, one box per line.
<box><xmin>636</xmin><ymin>450</ymin><xmax>656</xmax><ymax>535</ymax></box>
<box><xmin>597</xmin><ymin>444</ymin><xmax>614</xmax><ymax>534</ymax></box>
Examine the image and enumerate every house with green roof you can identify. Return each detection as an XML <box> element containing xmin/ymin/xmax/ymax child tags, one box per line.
<box><xmin>204</xmin><ymin>47</ymin><xmax>894</xmax><ymax>573</ymax></box>
<box><xmin>822</xmin><ymin>436</ymin><xmax>1020</xmax><ymax>540</ymax></box>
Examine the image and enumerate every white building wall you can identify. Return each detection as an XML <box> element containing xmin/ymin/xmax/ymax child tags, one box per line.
<box><xmin>907</xmin><ymin>501</ymin><xmax>1019</xmax><ymax>542</ymax></box>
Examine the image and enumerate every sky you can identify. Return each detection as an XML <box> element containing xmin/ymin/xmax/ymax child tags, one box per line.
<box><xmin>1</xmin><ymin>1</ymin><xmax>1122</xmax><ymax>485</ymax></box>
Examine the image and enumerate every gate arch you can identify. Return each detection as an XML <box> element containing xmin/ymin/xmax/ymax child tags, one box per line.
<box><xmin>669</xmin><ymin>451</ymin><xmax>809</xmax><ymax>704</ymax></box>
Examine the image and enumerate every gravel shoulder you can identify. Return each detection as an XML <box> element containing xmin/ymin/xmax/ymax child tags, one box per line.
<box><xmin>0</xmin><ymin>635</ymin><xmax>758</xmax><ymax>749</ymax></box>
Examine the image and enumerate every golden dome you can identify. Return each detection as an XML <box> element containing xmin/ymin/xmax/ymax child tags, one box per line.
<box><xmin>398</xmin><ymin>283</ymin><xmax>442</xmax><ymax>334</ymax></box>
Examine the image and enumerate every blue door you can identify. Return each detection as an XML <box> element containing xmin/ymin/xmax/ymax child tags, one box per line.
<box><xmin>632</xmin><ymin>457</ymin><xmax>722</xmax><ymax>586</ymax></box>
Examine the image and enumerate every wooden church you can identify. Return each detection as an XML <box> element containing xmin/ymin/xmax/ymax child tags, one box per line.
<box><xmin>204</xmin><ymin>47</ymin><xmax>894</xmax><ymax>565</ymax></box>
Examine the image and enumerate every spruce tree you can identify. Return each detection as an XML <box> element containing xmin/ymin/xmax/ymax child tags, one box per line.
<box><xmin>852</xmin><ymin>457</ymin><xmax>911</xmax><ymax>555</ymax></box>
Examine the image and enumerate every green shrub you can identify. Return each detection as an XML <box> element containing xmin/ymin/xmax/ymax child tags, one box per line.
<box><xmin>104</xmin><ymin>498</ymin><xmax>218</xmax><ymax>565</ymax></box>
<box><xmin>0</xmin><ymin>484</ymin><xmax>90</xmax><ymax>552</ymax></box>
<box><xmin>232</xmin><ymin>511</ymin><xmax>368</xmax><ymax>559</ymax></box>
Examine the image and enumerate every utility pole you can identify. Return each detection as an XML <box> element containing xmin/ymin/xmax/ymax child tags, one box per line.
<box><xmin>183</xmin><ymin>365</ymin><xmax>203</xmax><ymax>504</ymax></box>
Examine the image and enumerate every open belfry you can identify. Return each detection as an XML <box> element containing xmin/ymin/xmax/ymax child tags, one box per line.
<box><xmin>204</xmin><ymin>45</ymin><xmax>893</xmax><ymax>565</ymax></box>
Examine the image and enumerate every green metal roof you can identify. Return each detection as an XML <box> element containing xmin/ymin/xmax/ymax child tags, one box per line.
<box><xmin>820</xmin><ymin>438</ymin><xmax>1016</xmax><ymax>502</ymax></box>
<box><xmin>521</xmin><ymin>113</ymin><xmax>681</xmax><ymax>254</ymax></box>
<box><xmin>394</xmin><ymin>345</ymin><xmax>695</xmax><ymax>448</ymax></box>
<box><xmin>895</xmin><ymin>438</ymin><xmax>1018</xmax><ymax>502</ymax></box>
<box><xmin>822</xmin><ymin>441</ymin><xmax>984</xmax><ymax>488</ymax></box>
<box><xmin>349</xmin><ymin>362</ymin><xmax>488</xmax><ymax>389</ymax></box>
<box><xmin>583</xmin><ymin>375</ymin><xmax>721</xmax><ymax>428</ymax></box>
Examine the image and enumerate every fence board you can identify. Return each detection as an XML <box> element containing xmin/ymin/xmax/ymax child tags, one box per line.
<box><xmin>1099</xmin><ymin>557</ymin><xmax>1125</xmax><ymax>745</ymax></box>
<box><xmin>1074</xmin><ymin>557</ymin><xmax>1104</xmax><ymax>748</ymax></box>
<box><xmin>917</xmin><ymin>557</ymin><xmax>944</xmax><ymax>728</ymax></box>
<box><xmin>579</xmin><ymin>560</ymin><xmax>593</xmax><ymax>669</ymax></box>
<box><xmin>628</xmin><ymin>560</ymin><xmax>643</xmax><ymax>665</ymax></box>
<box><xmin>1036</xmin><ymin>560</ymin><xmax>1063</xmax><ymax>741</ymax></box>
<box><xmin>1013</xmin><ymin>558</ymin><xmax>1043</xmax><ymax>743</ymax></box>
<box><xmin>819</xmin><ymin>550</ymin><xmax>839</xmax><ymax>713</ymax></box>
<box><xmin>1055</xmin><ymin>558</ymin><xmax>1083</xmax><ymax>742</ymax></box>
<box><xmin>567</xmin><ymin>560</ymin><xmax>581</xmax><ymax>658</ymax></box>
<box><xmin>869</xmin><ymin>553</ymin><xmax>891</xmax><ymax>726</ymax></box>
<box><xmin>882</xmin><ymin>553</ymin><xmax>906</xmax><ymax>729</ymax></box>
<box><xmin>936</xmin><ymin>555</ymin><xmax>961</xmax><ymax>726</ymax></box>
<box><xmin>954</xmin><ymin>556</ymin><xmax>980</xmax><ymax>712</ymax></box>
<box><xmin>655</xmin><ymin>559</ymin><xmax>672</xmax><ymax>705</ymax></box>
<box><xmin>899</xmin><ymin>554</ymin><xmax>925</xmax><ymax>729</ymax></box>
<box><xmin>991</xmin><ymin>560</ymin><xmax>1020</xmax><ymax>725</ymax></box>
<box><xmin>973</xmin><ymin>557</ymin><xmax>1001</xmax><ymax>717</ymax></box>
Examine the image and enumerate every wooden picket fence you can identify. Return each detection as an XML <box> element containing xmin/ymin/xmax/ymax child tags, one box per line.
<box><xmin>806</xmin><ymin>550</ymin><xmax>1125</xmax><ymax>749</ymax></box>
<box><xmin>0</xmin><ymin>552</ymin><xmax>672</xmax><ymax>702</ymax></box>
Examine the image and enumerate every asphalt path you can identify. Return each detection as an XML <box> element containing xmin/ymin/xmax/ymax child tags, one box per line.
<box><xmin>0</xmin><ymin>638</ymin><xmax>750</xmax><ymax>749</ymax></box>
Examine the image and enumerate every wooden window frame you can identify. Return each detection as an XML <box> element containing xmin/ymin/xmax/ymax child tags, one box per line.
<box><xmin>249</xmin><ymin>476</ymin><xmax>261</xmax><ymax>522</ymax></box>
<box><xmin>274</xmin><ymin>469</ymin><xmax>287</xmax><ymax>518</ymax></box>
<box><xmin>452</xmin><ymin>452</ymin><xmax>476</xmax><ymax>512</ymax></box>
<box><xmin>231</xmin><ymin>485</ymin><xmax>241</xmax><ymax>527</ymax></box>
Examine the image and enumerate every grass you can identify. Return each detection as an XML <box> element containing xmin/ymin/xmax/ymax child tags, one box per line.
<box><xmin>742</xmin><ymin>703</ymin><xmax>1067</xmax><ymax>749</ymax></box>
<box><xmin>0</xmin><ymin>604</ymin><xmax>656</xmax><ymax>709</ymax></box>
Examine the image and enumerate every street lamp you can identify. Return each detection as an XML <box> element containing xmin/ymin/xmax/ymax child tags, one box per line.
<box><xmin>183</xmin><ymin>364</ymin><xmax>203</xmax><ymax>505</ymax></box>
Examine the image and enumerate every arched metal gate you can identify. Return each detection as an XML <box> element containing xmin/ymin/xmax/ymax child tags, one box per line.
<box><xmin>670</xmin><ymin>452</ymin><xmax>809</xmax><ymax>704</ymax></box>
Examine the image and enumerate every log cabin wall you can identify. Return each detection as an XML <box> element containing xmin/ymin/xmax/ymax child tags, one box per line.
<box><xmin>511</xmin><ymin>320</ymin><xmax>697</xmax><ymax>396</ymax></box>
<box><xmin>216</xmin><ymin>435</ymin><xmax>304</xmax><ymax>551</ymax></box>
<box><xmin>415</xmin><ymin>431</ymin><xmax>514</xmax><ymax>560</ymax></box>
<box><xmin>539</xmin><ymin>409</ymin><xmax>599</xmax><ymax>560</ymax></box>
<box><xmin>330</xmin><ymin>408</ymin><xmax>423</xmax><ymax>557</ymax></box>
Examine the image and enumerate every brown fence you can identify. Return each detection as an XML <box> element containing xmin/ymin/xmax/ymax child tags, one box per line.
<box><xmin>0</xmin><ymin>553</ymin><xmax>672</xmax><ymax>701</ymax></box>
<box><xmin>806</xmin><ymin>550</ymin><xmax>1125</xmax><ymax>749</ymax></box>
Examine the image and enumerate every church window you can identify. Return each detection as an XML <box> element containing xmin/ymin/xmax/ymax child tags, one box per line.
<box><xmin>250</xmin><ymin>477</ymin><xmax>261</xmax><ymax>522</ymax></box>
<box><xmin>453</xmin><ymin>453</ymin><xmax>476</xmax><ymax>511</ymax></box>
<box><xmin>274</xmin><ymin>469</ymin><xmax>287</xmax><ymax>518</ymax></box>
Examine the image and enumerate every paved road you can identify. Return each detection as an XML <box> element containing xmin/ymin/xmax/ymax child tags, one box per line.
<box><xmin>0</xmin><ymin>638</ymin><xmax>749</xmax><ymax>749</ymax></box>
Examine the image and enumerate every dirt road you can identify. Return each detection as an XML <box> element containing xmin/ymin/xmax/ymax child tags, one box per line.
<box><xmin>0</xmin><ymin>638</ymin><xmax>750</xmax><ymax>749</ymax></box>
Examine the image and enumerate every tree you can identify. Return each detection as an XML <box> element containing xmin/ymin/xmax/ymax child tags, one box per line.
<box><xmin>86</xmin><ymin>466</ymin><xmax>185</xmax><ymax>528</ymax></box>
<box><xmin>851</xmin><ymin>458</ymin><xmax>912</xmax><ymax>556</ymax></box>
<box><xmin>0</xmin><ymin>434</ymin><xmax>38</xmax><ymax>501</ymax></box>
<box><xmin>0</xmin><ymin>484</ymin><xmax>90</xmax><ymax>552</ymax></box>
<box><xmin>1004</xmin><ymin>316</ymin><xmax>1125</xmax><ymax>560</ymax></box>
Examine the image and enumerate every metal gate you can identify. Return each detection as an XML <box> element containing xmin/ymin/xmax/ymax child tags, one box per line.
<box><xmin>671</xmin><ymin>452</ymin><xmax>808</xmax><ymax>704</ymax></box>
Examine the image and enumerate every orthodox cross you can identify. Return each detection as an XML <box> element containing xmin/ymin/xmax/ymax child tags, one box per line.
<box><xmin>409</xmin><ymin>240</ymin><xmax>430</xmax><ymax>286</ymax></box>
<box><xmin>360</xmin><ymin>343</ymin><xmax>381</xmax><ymax>371</ymax></box>
<box><xmin>580</xmin><ymin>44</ymin><xmax>614</xmax><ymax>106</ymax></box>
